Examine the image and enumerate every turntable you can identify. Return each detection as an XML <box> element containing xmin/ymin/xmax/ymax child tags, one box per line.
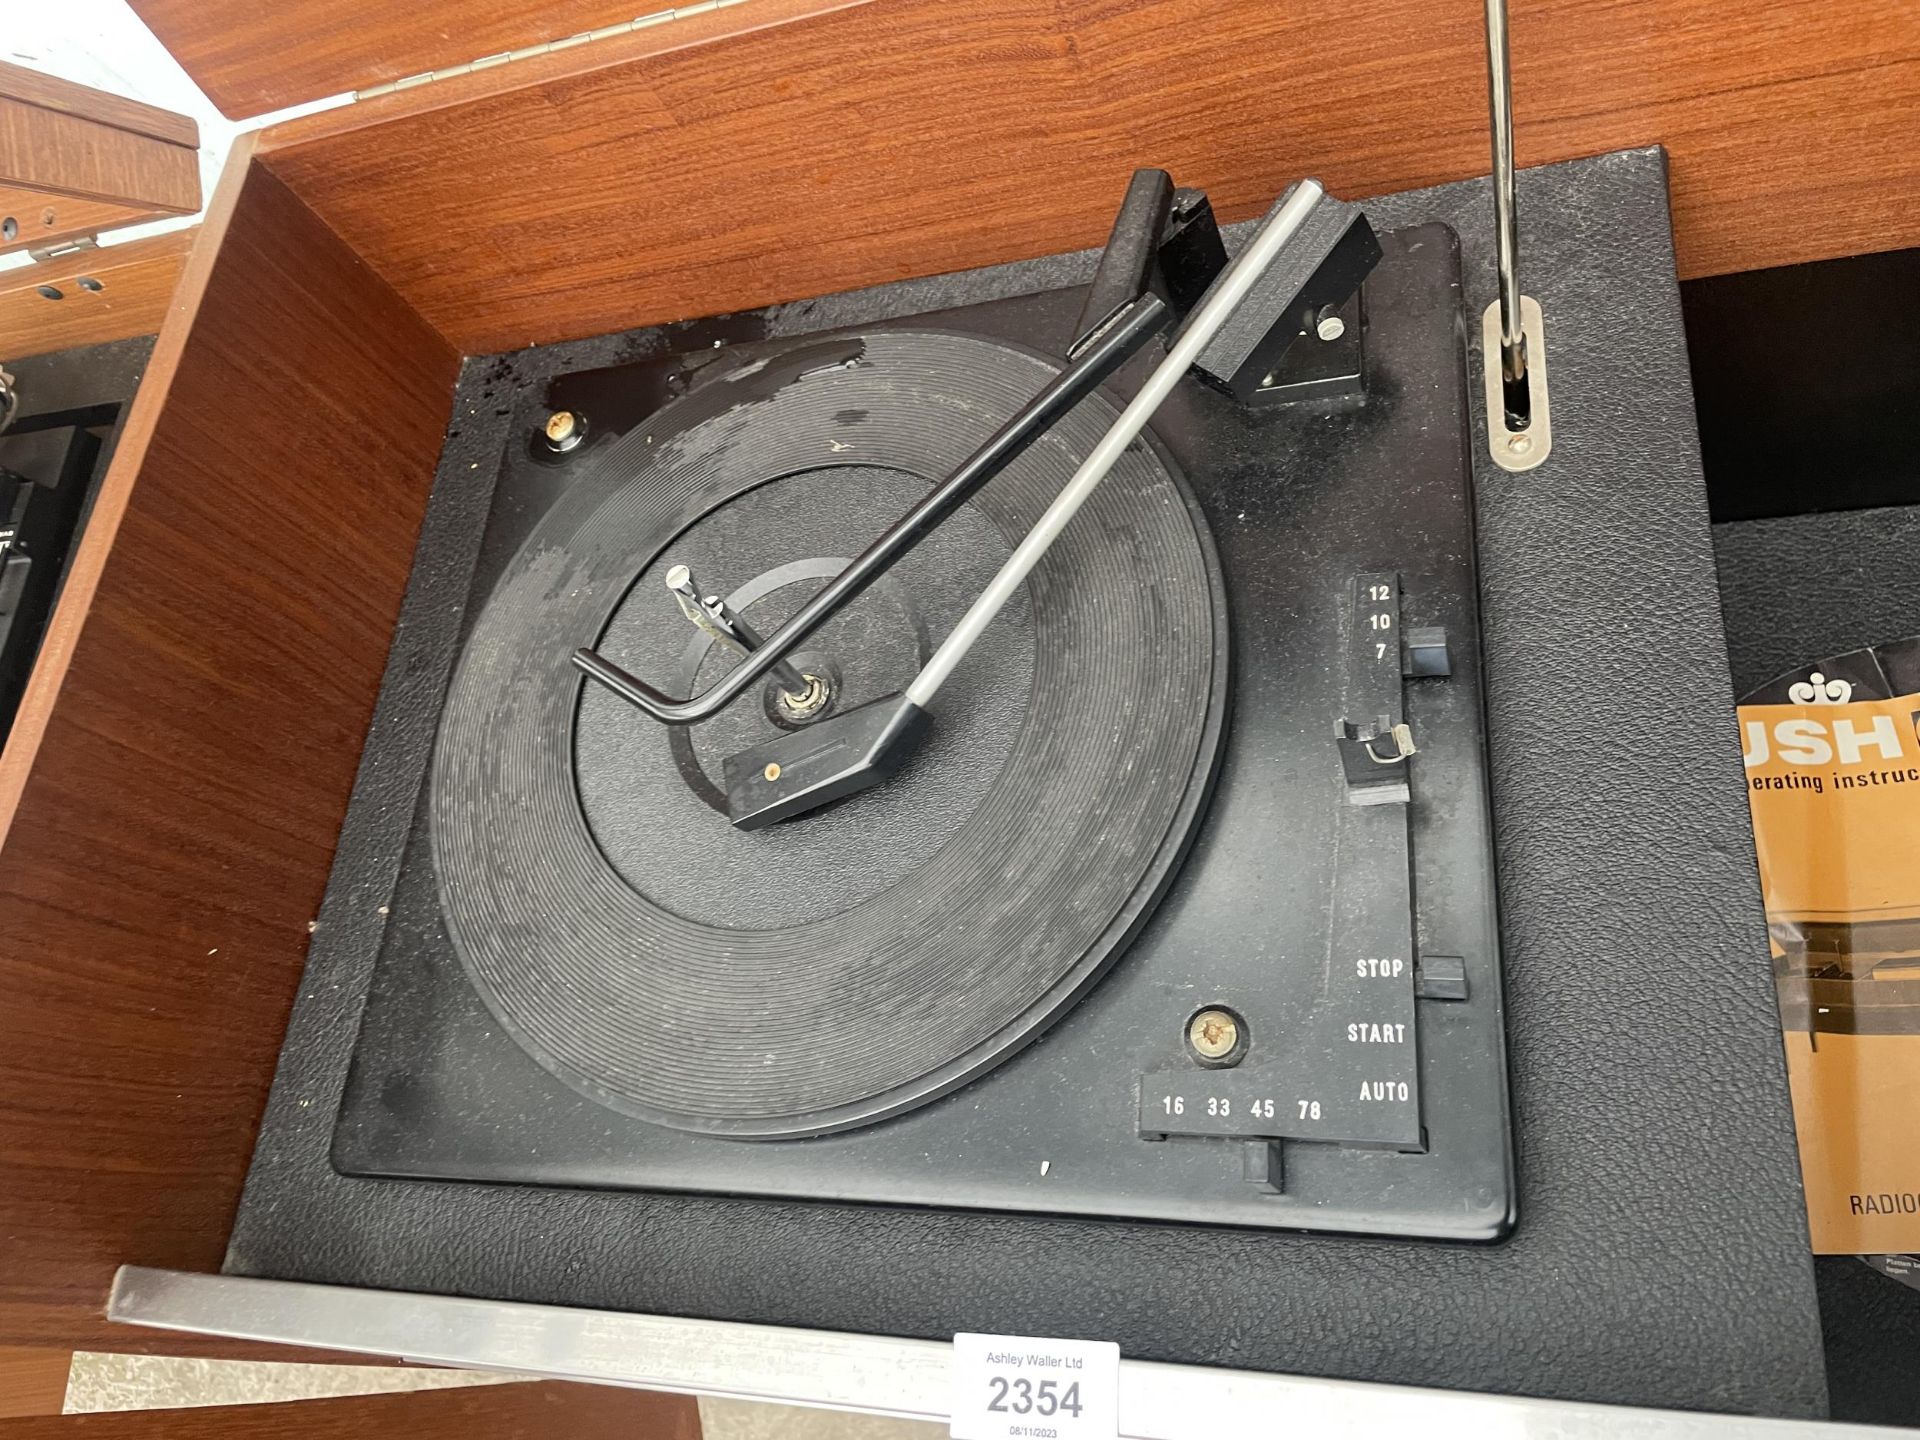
<box><xmin>335</xmin><ymin>170</ymin><xmax>1512</xmax><ymax>1241</ymax></box>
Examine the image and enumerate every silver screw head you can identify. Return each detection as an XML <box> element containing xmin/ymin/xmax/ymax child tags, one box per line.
<box><xmin>777</xmin><ymin>673</ymin><xmax>832</xmax><ymax>718</ymax></box>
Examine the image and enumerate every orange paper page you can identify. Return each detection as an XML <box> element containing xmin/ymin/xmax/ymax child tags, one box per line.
<box><xmin>1741</xmin><ymin>691</ymin><xmax>1920</xmax><ymax>1253</ymax></box>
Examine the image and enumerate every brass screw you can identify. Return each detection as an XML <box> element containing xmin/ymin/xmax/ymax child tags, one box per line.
<box><xmin>1188</xmin><ymin>1008</ymin><xmax>1240</xmax><ymax>1061</ymax></box>
<box><xmin>763</xmin><ymin>762</ymin><xmax>782</xmax><ymax>782</ymax></box>
<box><xmin>543</xmin><ymin>410</ymin><xmax>585</xmax><ymax>452</ymax></box>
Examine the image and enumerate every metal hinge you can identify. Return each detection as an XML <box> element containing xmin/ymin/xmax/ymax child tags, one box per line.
<box><xmin>355</xmin><ymin>0</ymin><xmax>752</xmax><ymax>99</ymax></box>
<box><xmin>26</xmin><ymin>235</ymin><xmax>98</xmax><ymax>263</ymax></box>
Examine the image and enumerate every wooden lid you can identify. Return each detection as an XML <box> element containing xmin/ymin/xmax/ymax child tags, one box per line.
<box><xmin>126</xmin><ymin>0</ymin><xmax>686</xmax><ymax>119</ymax></box>
<box><xmin>0</xmin><ymin>61</ymin><xmax>200</xmax><ymax>253</ymax></box>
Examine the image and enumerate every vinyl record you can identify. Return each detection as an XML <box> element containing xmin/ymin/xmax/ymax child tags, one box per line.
<box><xmin>432</xmin><ymin>329</ymin><xmax>1228</xmax><ymax>1137</ymax></box>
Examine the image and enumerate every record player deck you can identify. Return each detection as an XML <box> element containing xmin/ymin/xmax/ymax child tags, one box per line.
<box><xmin>336</xmin><ymin>177</ymin><xmax>1514</xmax><ymax>1241</ymax></box>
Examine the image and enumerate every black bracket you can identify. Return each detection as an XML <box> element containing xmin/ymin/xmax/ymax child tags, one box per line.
<box><xmin>721</xmin><ymin>691</ymin><xmax>929</xmax><ymax>830</ymax></box>
<box><xmin>1190</xmin><ymin>186</ymin><xmax>1382</xmax><ymax>406</ymax></box>
<box><xmin>1069</xmin><ymin>171</ymin><xmax>1227</xmax><ymax>356</ymax></box>
<box><xmin>1070</xmin><ymin>170</ymin><xmax>1382</xmax><ymax>408</ymax></box>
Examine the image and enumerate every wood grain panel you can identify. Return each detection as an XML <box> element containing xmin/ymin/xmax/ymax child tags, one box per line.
<box><xmin>0</xmin><ymin>1350</ymin><xmax>68</xmax><ymax>1420</ymax></box>
<box><xmin>259</xmin><ymin>0</ymin><xmax>1920</xmax><ymax>354</ymax></box>
<box><xmin>251</xmin><ymin>0</ymin><xmax>861</xmax><ymax>142</ymax></box>
<box><xmin>0</xmin><ymin>64</ymin><xmax>198</xmax><ymax>149</ymax></box>
<box><xmin>0</xmin><ymin>97</ymin><xmax>199</xmax><ymax>214</ymax></box>
<box><xmin>0</xmin><ymin>1382</ymin><xmax>700</xmax><ymax>1438</ymax></box>
<box><xmin>124</xmin><ymin>0</ymin><xmax>798</xmax><ymax>119</ymax></box>
<box><xmin>0</xmin><ymin>231</ymin><xmax>195</xmax><ymax>360</ymax></box>
<box><xmin>0</xmin><ymin>189</ymin><xmax>154</xmax><ymax>257</ymax></box>
<box><xmin>0</xmin><ymin>135</ymin><xmax>459</xmax><ymax>1353</ymax></box>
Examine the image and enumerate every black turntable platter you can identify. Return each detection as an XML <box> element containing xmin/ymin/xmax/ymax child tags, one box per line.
<box><xmin>433</xmin><ymin>330</ymin><xmax>1226</xmax><ymax>1137</ymax></box>
<box><xmin>338</xmin><ymin>222</ymin><xmax>1511</xmax><ymax>1240</ymax></box>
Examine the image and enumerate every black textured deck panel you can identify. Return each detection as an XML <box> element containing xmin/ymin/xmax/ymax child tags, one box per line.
<box><xmin>225</xmin><ymin>149</ymin><xmax>1828</xmax><ymax>1419</ymax></box>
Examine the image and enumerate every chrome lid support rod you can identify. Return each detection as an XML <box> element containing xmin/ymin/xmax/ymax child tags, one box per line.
<box><xmin>1485</xmin><ymin>0</ymin><xmax>1526</xmax><ymax>423</ymax></box>
<box><xmin>1480</xmin><ymin>0</ymin><xmax>1552</xmax><ymax>471</ymax></box>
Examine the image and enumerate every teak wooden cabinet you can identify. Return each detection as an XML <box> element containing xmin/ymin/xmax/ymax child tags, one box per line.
<box><xmin>0</xmin><ymin>0</ymin><xmax>1915</xmax><ymax>1361</ymax></box>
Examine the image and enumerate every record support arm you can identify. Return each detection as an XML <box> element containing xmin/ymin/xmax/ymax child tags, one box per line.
<box><xmin>569</xmin><ymin>289</ymin><xmax>1173</xmax><ymax>729</ymax></box>
<box><xmin>571</xmin><ymin>166</ymin><xmax>1251</xmax><ymax>733</ymax></box>
<box><xmin>577</xmin><ymin>174</ymin><xmax>1385</xmax><ymax>831</ymax></box>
